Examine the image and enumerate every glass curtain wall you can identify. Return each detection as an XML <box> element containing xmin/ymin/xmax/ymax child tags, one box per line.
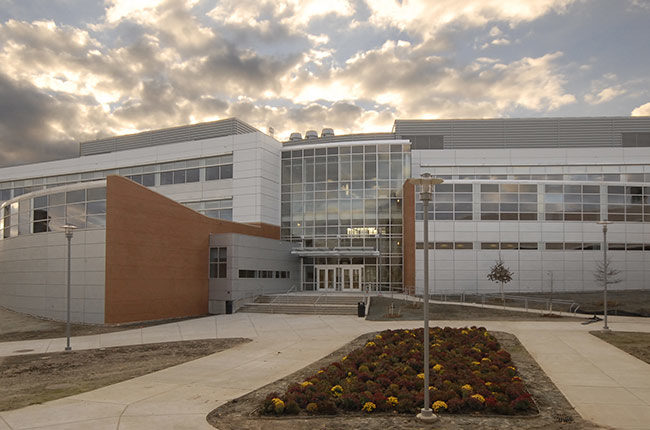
<box><xmin>281</xmin><ymin>142</ymin><xmax>411</xmax><ymax>292</ymax></box>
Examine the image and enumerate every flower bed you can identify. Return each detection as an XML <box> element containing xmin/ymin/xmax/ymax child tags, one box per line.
<box><xmin>262</xmin><ymin>327</ymin><xmax>535</xmax><ymax>416</ymax></box>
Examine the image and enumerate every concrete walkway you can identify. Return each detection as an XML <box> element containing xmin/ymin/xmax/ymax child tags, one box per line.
<box><xmin>0</xmin><ymin>313</ymin><xmax>649</xmax><ymax>429</ymax></box>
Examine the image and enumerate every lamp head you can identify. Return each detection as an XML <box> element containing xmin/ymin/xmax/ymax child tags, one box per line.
<box><xmin>62</xmin><ymin>224</ymin><xmax>77</xmax><ymax>239</ymax></box>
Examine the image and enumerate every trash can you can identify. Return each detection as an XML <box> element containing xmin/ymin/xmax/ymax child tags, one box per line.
<box><xmin>357</xmin><ymin>302</ymin><xmax>365</xmax><ymax>318</ymax></box>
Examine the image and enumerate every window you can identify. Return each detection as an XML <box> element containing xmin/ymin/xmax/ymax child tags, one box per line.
<box><xmin>209</xmin><ymin>247</ymin><xmax>227</xmax><ymax>278</ymax></box>
<box><xmin>205</xmin><ymin>155</ymin><xmax>234</xmax><ymax>181</ymax></box>
<box><xmin>183</xmin><ymin>198</ymin><xmax>233</xmax><ymax>221</ymax></box>
<box><xmin>239</xmin><ymin>269</ymin><xmax>256</xmax><ymax>278</ymax></box>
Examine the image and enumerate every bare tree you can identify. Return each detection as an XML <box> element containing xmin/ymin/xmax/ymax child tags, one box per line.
<box><xmin>487</xmin><ymin>258</ymin><xmax>514</xmax><ymax>303</ymax></box>
<box><xmin>594</xmin><ymin>257</ymin><xmax>622</xmax><ymax>287</ymax></box>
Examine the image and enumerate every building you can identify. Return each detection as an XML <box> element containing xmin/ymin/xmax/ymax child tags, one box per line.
<box><xmin>1</xmin><ymin>116</ymin><xmax>650</xmax><ymax>323</ymax></box>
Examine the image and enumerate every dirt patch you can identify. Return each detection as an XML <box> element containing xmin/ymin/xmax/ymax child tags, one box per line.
<box><xmin>514</xmin><ymin>290</ymin><xmax>650</xmax><ymax>317</ymax></box>
<box><xmin>366</xmin><ymin>297</ymin><xmax>581</xmax><ymax>322</ymax></box>
<box><xmin>0</xmin><ymin>338</ymin><xmax>249</xmax><ymax>411</ymax></box>
<box><xmin>590</xmin><ymin>331</ymin><xmax>650</xmax><ymax>365</ymax></box>
<box><xmin>207</xmin><ymin>331</ymin><xmax>599</xmax><ymax>429</ymax></box>
<box><xmin>0</xmin><ymin>306</ymin><xmax>207</xmax><ymax>342</ymax></box>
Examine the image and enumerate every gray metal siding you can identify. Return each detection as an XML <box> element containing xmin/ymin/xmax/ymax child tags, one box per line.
<box><xmin>394</xmin><ymin>117</ymin><xmax>650</xmax><ymax>149</ymax></box>
<box><xmin>79</xmin><ymin>118</ymin><xmax>259</xmax><ymax>156</ymax></box>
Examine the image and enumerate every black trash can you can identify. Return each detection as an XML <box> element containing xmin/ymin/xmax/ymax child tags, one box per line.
<box><xmin>357</xmin><ymin>302</ymin><xmax>365</xmax><ymax>318</ymax></box>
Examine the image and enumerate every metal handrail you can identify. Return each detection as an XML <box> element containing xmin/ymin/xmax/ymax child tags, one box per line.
<box><xmin>427</xmin><ymin>292</ymin><xmax>580</xmax><ymax>314</ymax></box>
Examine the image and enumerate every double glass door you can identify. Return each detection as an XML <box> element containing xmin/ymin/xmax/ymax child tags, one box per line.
<box><xmin>316</xmin><ymin>265</ymin><xmax>363</xmax><ymax>291</ymax></box>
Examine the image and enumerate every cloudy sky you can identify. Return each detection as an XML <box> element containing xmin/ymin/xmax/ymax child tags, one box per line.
<box><xmin>0</xmin><ymin>0</ymin><xmax>649</xmax><ymax>167</ymax></box>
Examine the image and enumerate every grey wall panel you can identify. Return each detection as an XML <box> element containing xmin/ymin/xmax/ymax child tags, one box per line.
<box><xmin>0</xmin><ymin>229</ymin><xmax>106</xmax><ymax>323</ymax></box>
<box><xmin>394</xmin><ymin>117</ymin><xmax>650</xmax><ymax>149</ymax></box>
<box><xmin>80</xmin><ymin>118</ymin><xmax>260</xmax><ymax>156</ymax></box>
<box><xmin>208</xmin><ymin>233</ymin><xmax>300</xmax><ymax>314</ymax></box>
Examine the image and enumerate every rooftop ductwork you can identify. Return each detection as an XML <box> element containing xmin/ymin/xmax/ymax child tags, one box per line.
<box><xmin>321</xmin><ymin>128</ymin><xmax>334</xmax><ymax>137</ymax></box>
<box><xmin>289</xmin><ymin>132</ymin><xmax>302</xmax><ymax>141</ymax></box>
<box><xmin>305</xmin><ymin>130</ymin><xmax>318</xmax><ymax>139</ymax></box>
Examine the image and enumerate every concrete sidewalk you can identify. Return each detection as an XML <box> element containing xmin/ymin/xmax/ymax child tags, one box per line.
<box><xmin>1</xmin><ymin>313</ymin><xmax>649</xmax><ymax>429</ymax></box>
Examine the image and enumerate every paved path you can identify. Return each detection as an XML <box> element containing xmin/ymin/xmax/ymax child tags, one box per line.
<box><xmin>1</xmin><ymin>313</ymin><xmax>649</xmax><ymax>429</ymax></box>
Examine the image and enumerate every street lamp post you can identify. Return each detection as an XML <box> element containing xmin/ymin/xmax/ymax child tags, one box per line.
<box><xmin>408</xmin><ymin>173</ymin><xmax>444</xmax><ymax>423</ymax></box>
<box><xmin>597</xmin><ymin>220</ymin><xmax>612</xmax><ymax>331</ymax></box>
<box><xmin>62</xmin><ymin>224</ymin><xmax>77</xmax><ymax>351</ymax></box>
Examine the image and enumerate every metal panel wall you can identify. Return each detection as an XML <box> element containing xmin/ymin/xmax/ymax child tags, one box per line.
<box><xmin>394</xmin><ymin>117</ymin><xmax>650</xmax><ymax>149</ymax></box>
<box><xmin>80</xmin><ymin>118</ymin><xmax>259</xmax><ymax>156</ymax></box>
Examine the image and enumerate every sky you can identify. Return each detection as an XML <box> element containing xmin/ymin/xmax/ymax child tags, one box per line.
<box><xmin>0</xmin><ymin>0</ymin><xmax>649</xmax><ymax>167</ymax></box>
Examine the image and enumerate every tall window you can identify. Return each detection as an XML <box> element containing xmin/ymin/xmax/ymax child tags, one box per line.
<box><xmin>209</xmin><ymin>247</ymin><xmax>227</xmax><ymax>278</ymax></box>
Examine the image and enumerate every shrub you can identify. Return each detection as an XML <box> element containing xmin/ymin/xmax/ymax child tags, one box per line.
<box><xmin>285</xmin><ymin>400</ymin><xmax>301</xmax><ymax>415</ymax></box>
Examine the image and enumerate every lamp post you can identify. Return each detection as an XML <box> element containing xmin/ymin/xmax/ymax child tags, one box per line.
<box><xmin>62</xmin><ymin>224</ymin><xmax>77</xmax><ymax>351</ymax></box>
<box><xmin>597</xmin><ymin>220</ymin><xmax>612</xmax><ymax>331</ymax></box>
<box><xmin>408</xmin><ymin>173</ymin><xmax>444</xmax><ymax>423</ymax></box>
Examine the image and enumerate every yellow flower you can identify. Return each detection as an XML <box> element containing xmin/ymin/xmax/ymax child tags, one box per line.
<box><xmin>362</xmin><ymin>402</ymin><xmax>376</xmax><ymax>413</ymax></box>
<box><xmin>481</xmin><ymin>357</ymin><xmax>491</xmax><ymax>363</ymax></box>
<box><xmin>375</xmin><ymin>334</ymin><xmax>383</xmax><ymax>339</ymax></box>
<box><xmin>471</xmin><ymin>361</ymin><xmax>480</xmax><ymax>366</ymax></box>
<box><xmin>507</xmin><ymin>366</ymin><xmax>516</xmax><ymax>371</ymax></box>
<box><xmin>379</xmin><ymin>353</ymin><xmax>388</xmax><ymax>359</ymax></box>
<box><xmin>471</xmin><ymin>394</ymin><xmax>485</xmax><ymax>403</ymax></box>
<box><xmin>386</xmin><ymin>396</ymin><xmax>399</xmax><ymax>407</ymax></box>
<box><xmin>300</xmin><ymin>381</ymin><xmax>313</xmax><ymax>388</ymax></box>
<box><xmin>330</xmin><ymin>385</ymin><xmax>343</xmax><ymax>397</ymax></box>
<box><xmin>472</xmin><ymin>347</ymin><xmax>482</xmax><ymax>353</ymax></box>
<box><xmin>366</xmin><ymin>341</ymin><xmax>376</xmax><ymax>347</ymax></box>
<box><xmin>429</xmin><ymin>386</ymin><xmax>437</xmax><ymax>391</ymax></box>
<box><xmin>461</xmin><ymin>384</ymin><xmax>473</xmax><ymax>392</ymax></box>
<box><xmin>271</xmin><ymin>398</ymin><xmax>285</xmax><ymax>414</ymax></box>
<box><xmin>433</xmin><ymin>364</ymin><xmax>443</xmax><ymax>372</ymax></box>
<box><xmin>432</xmin><ymin>400</ymin><xmax>448</xmax><ymax>412</ymax></box>
<box><xmin>318</xmin><ymin>370</ymin><xmax>324</xmax><ymax>374</ymax></box>
<box><xmin>485</xmin><ymin>381</ymin><xmax>493</xmax><ymax>387</ymax></box>
<box><xmin>342</xmin><ymin>355</ymin><xmax>348</xmax><ymax>361</ymax></box>
<box><xmin>417</xmin><ymin>373</ymin><xmax>425</xmax><ymax>379</ymax></box>
<box><xmin>461</xmin><ymin>329</ymin><xmax>469</xmax><ymax>335</ymax></box>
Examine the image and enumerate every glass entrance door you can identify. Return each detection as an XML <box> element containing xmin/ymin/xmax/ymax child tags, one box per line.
<box><xmin>317</xmin><ymin>265</ymin><xmax>363</xmax><ymax>291</ymax></box>
<box><xmin>317</xmin><ymin>266</ymin><xmax>336</xmax><ymax>291</ymax></box>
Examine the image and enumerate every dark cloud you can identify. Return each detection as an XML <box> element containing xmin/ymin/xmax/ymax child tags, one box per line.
<box><xmin>0</xmin><ymin>73</ymin><xmax>77</xmax><ymax>167</ymax></box>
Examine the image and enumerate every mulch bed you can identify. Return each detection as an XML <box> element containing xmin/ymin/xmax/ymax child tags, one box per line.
<box><xmin>207</xmin><ymin>330</ymin><xmax>600</xmax><ymax>429</ymax></box>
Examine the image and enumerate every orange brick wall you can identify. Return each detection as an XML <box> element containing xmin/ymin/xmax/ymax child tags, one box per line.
<box><xmin>104</xmin><ymin>175</ymin><xmax>279</xmax><ymax>323</ymax></box>
<box><xmin>402</xmin><ymin>181</ymin><xmax>415</xmax><ymax>295</ymax></box>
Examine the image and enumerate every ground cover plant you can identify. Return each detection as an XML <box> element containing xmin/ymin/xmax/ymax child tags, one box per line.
<box><xmin>261</xmin><ymin>327</ymin><xmax>535</xmax><ymax>416</ymax></box>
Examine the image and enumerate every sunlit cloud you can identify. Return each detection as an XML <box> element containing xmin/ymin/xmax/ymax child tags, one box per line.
<box><xmin>632</xmin><ymin>102</ymin><xmax>650</xmax><ymax>116</ymax></box>
<box><xmin>0</xmin><ymin>0</ymin><xmax>648</xmax><ymax>167</ymax></box>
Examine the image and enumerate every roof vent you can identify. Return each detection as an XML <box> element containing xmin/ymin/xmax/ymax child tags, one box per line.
<box><xmin>305</xmin><ymin>130</ymin><xmax>318</xmax><ymax>139</ymax></box>
<box><xmin>289</xmin><ymin>132</ymin><xmax>302</xmax><ymax>141</ymax></box>
<box><xmin>321</xmin><ymin>128</ymin><xmax>334</xmax><ymax>137</ymax></box>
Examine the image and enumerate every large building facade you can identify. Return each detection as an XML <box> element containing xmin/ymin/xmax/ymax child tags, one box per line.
<box><xmin>1</xmin><ymin>116</ymin><xmax>649</xmax><ymax>323</ymax></box>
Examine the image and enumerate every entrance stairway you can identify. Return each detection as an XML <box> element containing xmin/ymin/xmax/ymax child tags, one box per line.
<box><xmin>237</xmin><ymin>293</ymin><xmax>365</xmax><ymax>315</ymax></box>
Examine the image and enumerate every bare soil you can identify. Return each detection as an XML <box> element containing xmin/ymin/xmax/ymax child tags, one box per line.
<box><xmin>207</xmin><ymin>331</ymin><xmax>601</xmax><ymax>429</ymax></box>
<box><xmin>0</xmin><ymin>338</ymin><xmax>249</xmax><ymax>411</ymax></box>
<box><xmin>590</xmin><ymin>331</ymin><xmax>650</xmax><ymax>365</ymax></box>
<box><xmin>366</xmin><ymin>297</ymin><xmax>581</xmax><ymax>321</ymax></box>
<box><xmin>0</xmin><ymin>306</ymin><xmax>207</xmax><ymax>342</ymax></box>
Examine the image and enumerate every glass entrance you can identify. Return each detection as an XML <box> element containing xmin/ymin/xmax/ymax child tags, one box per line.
<box><xmin>316</xmin><ymin>265</ymin><xmax>363</xmax><ymax>291</ymax></box>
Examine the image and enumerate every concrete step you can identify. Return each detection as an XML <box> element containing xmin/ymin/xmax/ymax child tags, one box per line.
<box><xmin>237</xmin><ymin>302</ymin><xmax>358</xmax><ymax>315</ymax></box>
<box><xmin>254</xmin><ymin>294</ymin><xmax>365</xmax><ymax>305</ymax></box>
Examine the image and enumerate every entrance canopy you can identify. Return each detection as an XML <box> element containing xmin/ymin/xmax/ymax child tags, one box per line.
<box><xmin>290</xmin><ymin>247</ymin><xmax>380</xmax><ymax>258</ymax></box>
